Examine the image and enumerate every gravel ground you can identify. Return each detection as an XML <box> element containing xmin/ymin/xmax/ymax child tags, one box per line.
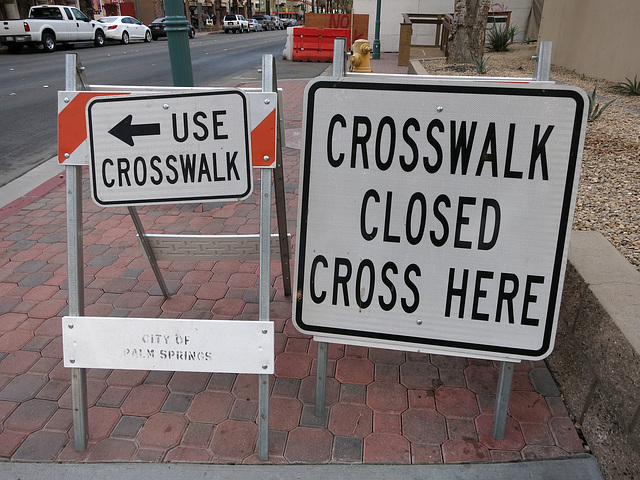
<box><xmin>421</xmin><ymin>44</ymin><xmax>640</xmax><ymax>269</ymax></box>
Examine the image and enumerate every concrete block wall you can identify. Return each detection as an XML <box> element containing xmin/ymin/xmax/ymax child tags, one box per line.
<box><xmin>548</xmin><ymin>231</ymin><xmax>640</xmax><ymax>479</ymax></box>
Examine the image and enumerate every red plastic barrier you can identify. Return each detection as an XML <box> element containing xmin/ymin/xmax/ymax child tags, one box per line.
<box><xmin>292</xmin><ymin>27</ymin><xmax>350</xmax><ymax>62</ymax></box>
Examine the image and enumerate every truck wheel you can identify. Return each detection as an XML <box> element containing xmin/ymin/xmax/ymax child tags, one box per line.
<box><xmin>94</xmin><ymin>30</ymin><xmax>105</xmax><ymax>47</ymax></box>
<box><xmin>121</xmin><ymin>31</ymin><xmax>129</xmax><ymax>45</ymax></box>
<box><xmin>42</xmin><ymin>33</ymin><xmax>56</xmax><ymax>53</ymax></box>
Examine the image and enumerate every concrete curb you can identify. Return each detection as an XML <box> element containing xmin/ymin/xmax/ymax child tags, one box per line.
<box><xmin>549</xmin><ymin>231</ymin><xmax>640</xmax><ymax>478</ymax></box>
<box><xmin>0</xmin><ymin>455</ymin><xmax>603</xmax><ymax>480</ymax></box>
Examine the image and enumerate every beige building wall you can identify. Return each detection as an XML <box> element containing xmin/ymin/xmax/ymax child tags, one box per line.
<box><xmin>538</xmin><ymin>0</ymin><xmax>640</xmax><ymax>83</ymax></box>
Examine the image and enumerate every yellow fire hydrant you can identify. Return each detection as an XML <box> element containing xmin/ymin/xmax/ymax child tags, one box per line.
<box><xmin>349</xmin><ymin>39</ymin><xmax>373</xmax><ymax>73</ymax></box>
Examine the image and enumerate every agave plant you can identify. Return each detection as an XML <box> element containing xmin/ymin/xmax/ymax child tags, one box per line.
<box><xmin>472</xmin><ymin>54</ymin><xmax>491</xmax><ymax>74</ymax></box>
<box><xmin>611</xmin><ymin>75</ymin><xmax>640</xmax><ymax>95</ymax></box>
<box><xmin>588</xmin><ymin>87</ymin><xmax>614</xmax><ymax>122</ymax></box>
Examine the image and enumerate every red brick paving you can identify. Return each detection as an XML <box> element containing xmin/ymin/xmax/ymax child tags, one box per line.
<box><xmin>0</xmin><ymin>73</ymin><xmax>588</xmax><ymax>466</ymax></box>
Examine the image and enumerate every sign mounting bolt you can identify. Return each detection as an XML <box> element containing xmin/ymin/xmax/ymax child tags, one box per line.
<box><xmin>64</xmin><ymin>97</ymin><xmax>70</xmax><ymax>103</ymax></box>
<box><xmin>263</xmin><ymin>155</ymin><xmax>270</xmax><ymax>162</ymax></box>
<box><xmin>262</xmin><ymin>328</ymin><xmax>268</xmax><ymax>334</ymax></box>
<box><xmin>68</xmin><ymin>323</ymin><xmax>74</xmax><ymax>329</ymax></box>
<box><xmin>64</xmin><ymin>153</ymin><xmax>70</xmax><ymax>158</ymax></box>
<box><xmin>163</xmin><ymin>104</ymin><xmax>169</xmax><ymax>110</ymax></box>
<box><xmin>69</xmin><ymin>358</ymin><xmax>75</xmax><ymax>364</ymax></box>
<box><xmin>264</xmin><ymin>98</ymin><xmax>271</xmax><ymax>105</ymax></box>
<box><xmin>262</xmin><ymin>364</ymin><xmax>268</xmax><ymax>370</ymax></box>
<box><xmin>436</xmin><ymin>106</ymin><xmax>444</xmax><ymax>113</ymax></box>
<box><xmin>416</xmin><ymin>319</ymin><xmax>423</xmax><ymax>325</ymax></box>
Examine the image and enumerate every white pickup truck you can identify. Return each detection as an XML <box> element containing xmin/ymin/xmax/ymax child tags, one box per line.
<box><xmin>0</xmin><ymin>5</ymin><xmax>106</xmax><ymax>53</ymax></box>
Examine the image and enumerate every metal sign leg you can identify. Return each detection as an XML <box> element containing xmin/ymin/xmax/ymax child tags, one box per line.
<box><xmin>273</xmin><ymin>141</ymin><xmax>292</xmax><ymax>297</ymax></box>
<box><xmin>493</xmin><ymin>361</ymin><xmax>514</xmax><ymax>439</ymax></box>
<box><xmin>315</xmin><ymin>341</ymin><xmax>328</xmax><ymax>417</ymax></box>
<box><xmin>257</xmin><ymin>168</ymin><xmax>272</xmax><ymax>461</ymax></box>
<box><xmin>256</xmin><ymin>54</ymin><xmax>278</xmax><ymax>462</ymax></box>
<box><xmin>313</xmin><ymin>37</ymin><xmax>348</xmax><ymax>421</ymax></box>
<box><xmin>65</xmin><ymin>53</ymin><xmax>89</xmax><ymax>452</ymax></box>
<box><xmin>128</xmin><ymin>207</ymin><xmax>171</xmax><ymax>299</ymax></box>
<box><xmin>66</xmin><ymin>164</ymin><xmax>88</xmax><ymax>450</ymax></box>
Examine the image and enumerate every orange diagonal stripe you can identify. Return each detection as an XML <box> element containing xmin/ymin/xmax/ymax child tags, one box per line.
<box><xmin>251</xmin><ymin>108</ymin><xmax>277</xmax><ymax>167</ymax></box>
<box><xmin>58</xmin><ymin>92</ymin><xmax>127</xmax><ymax>163</ymax></box>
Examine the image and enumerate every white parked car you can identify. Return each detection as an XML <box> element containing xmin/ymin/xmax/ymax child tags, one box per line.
<box><xmin>98</xmin><ymin>16</ymin><xmax>151</xmax><ymax>44</ymax></box>
<box><xmin>223</xmin><ymin>14</ymin><xmax>249</xmax><ymax>33</ymax></box>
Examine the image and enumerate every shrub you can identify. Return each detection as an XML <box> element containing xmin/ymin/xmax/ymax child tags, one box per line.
<box><xmin>611</xmin><ymin>75</ymin><xmax>640</xmax><ymax>95</ymax></box>
<box><xmin>486</xmin><ymin>24</ymin><xmax>517</xmax><ymax>52</ymax></box>
<box><xmin>587</xmin><ymin>87</ymin><xmax>614</xmax><ymax>122</ymax></box>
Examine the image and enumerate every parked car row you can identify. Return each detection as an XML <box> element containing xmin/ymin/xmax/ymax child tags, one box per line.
<box><xmin>2</xmin><ymin>7</ymin><xmax>291</xmax><ymax>53</ymax></box>
<box><xmin>97</xmin><ymin>16</ymin><xmax>197</xmax><ymax>44</ymax></box>
<box><xmin>223</xmin><ymin>13</ymin><xmax>290</xmax><ymax>33</ymax></box>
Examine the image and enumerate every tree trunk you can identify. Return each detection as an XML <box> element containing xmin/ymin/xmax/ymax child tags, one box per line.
<box><xmin>447</xmin><ymin>0</ymin><xmax>491</xmax><ymax>63</ymax></box>
<box><xmin>215</xmin><ymin>0</ymin><xmax>222</xmax><ymax>25</ymax></box>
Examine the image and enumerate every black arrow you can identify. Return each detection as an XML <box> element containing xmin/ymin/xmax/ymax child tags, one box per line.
<box><xmin>108</xmin><ymin>114</ymin><xmax>161</xmax><ymax>147</ymax></box>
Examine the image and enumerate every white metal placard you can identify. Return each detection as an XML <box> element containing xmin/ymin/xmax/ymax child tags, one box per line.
<box><xmin>62</xmin><ymin>316</ymin><xmax>274</xmax><ymax>374</ymax></box>
<box><xmin>294</xmin><ymin>76</ymin><xmax>588</xmax><ymax>361</ymax></box>
<box><xmin>86</xmin><ymin>90</ymin><xmax>252</xmax><ymax>206</ymax></box>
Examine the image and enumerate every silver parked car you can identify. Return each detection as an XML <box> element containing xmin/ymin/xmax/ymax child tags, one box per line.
<box><xmin>248</xmin><ymin>18</ymin><xmax>262</xmax><ymax>32</ymax></box>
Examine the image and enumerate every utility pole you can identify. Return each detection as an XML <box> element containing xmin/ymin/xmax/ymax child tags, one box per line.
<box><xmin>164</xmin><ymin>0</ymin><xmax>194</xmax><ymax>87</ymax></box>
<box><xmin>372</xmin><ymin>0</ymin><xmax>381</xmax><ymax>59</ymax></box>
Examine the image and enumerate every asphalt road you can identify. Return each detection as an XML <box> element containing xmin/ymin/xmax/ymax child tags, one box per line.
<box><xmin>0</xmin><ymin>29</ymin><xmax>327</xmax><ymax>187</ymax></box>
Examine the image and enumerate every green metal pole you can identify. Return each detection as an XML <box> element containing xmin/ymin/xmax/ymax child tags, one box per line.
<box><xmin>164</xmin><ymin>0</ymin><xmax>194</xmax><ymax>87</ymax></box>
<box><xmin>372</xmin><ymin>0</ymin><xmax>381</xmax><ymax>59</ymax></box>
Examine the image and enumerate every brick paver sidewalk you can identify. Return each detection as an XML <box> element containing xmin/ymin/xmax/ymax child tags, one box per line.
<box><xmin>0</xmin><ymin>70</ymin><xmax>585</xmax><ymax>463</ymax></box>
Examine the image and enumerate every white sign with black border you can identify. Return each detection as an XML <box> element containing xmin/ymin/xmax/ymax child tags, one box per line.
<box><xmin>293</xmin><ymin>76</ymin><xmax>588</xmax><ymax>361</ymax></box>
<box><xmin>87</xmin><ymin>90</ymin><xmax>252</xmax><ymax>206</ymax></box>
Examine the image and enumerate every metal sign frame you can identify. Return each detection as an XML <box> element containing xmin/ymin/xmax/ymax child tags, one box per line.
<box><xmin>62</xmin><ymin>53</ymin><xmax>287</xmax><ymax>461</ymax></box>
<box><xmin>308</xmin><ymin>40</ymin><xmax>576</xmax><ymax>440</ymax></box>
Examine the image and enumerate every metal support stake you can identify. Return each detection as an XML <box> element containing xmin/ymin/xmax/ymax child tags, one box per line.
<box><xmin>493</xmin><ymin>361</ymin><xmax>514</xmax><ymax>439</ymax></box>
<box><xmin>65</xmin><ymin>52</ymin><xmax>88</xmax><ymax>451</ymax></box>
<box><xmin>314</xmin><ymin>38</ymin><xmax>348</xmax><ymax>419</ymax></box>
<box><xmin>257</xmin><ymin>53</ymin><xmax>275</xmax><ymax>462</ymax></box>
<box><xmin>533</xmin><ymin>40</ymin><xmax>552</xmax><ymax>82</ymax></box>
<box><xmin>333</xmin><ymin>37</ymin><xmax>347</xmax><ymax>76</ymax></box>
<box><xmin>128</xmin><ymin>207</ymin><xmax>170</xmax><ymax>299</ymax></box>
<box><xmin>491</xmin><ymin>42</ymin><xmax>552</xmax><ymax>441</ymax></box>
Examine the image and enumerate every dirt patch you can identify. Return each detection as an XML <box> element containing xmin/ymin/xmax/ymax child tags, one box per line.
<box><xmin>420</xmin><ymin>43</ymin><xmax>640</xmax><ymax>269</ymax></box>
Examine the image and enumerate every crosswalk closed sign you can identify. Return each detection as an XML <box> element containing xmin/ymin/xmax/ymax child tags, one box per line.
<box><xmin>293</xmin><ymin>75</ymin><xmax>588</xmax><ymax>361</ymax></box>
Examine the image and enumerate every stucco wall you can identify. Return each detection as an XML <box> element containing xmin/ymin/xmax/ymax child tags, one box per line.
<box><xmin>353</xmin><ymin>0</ymin><xmax>534</xmax><ymax>53</ymax></box>
<box><xmin>538</xmin><ymin>0</ymin><xmax>640</xmax><ymax>83</ymax></box>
